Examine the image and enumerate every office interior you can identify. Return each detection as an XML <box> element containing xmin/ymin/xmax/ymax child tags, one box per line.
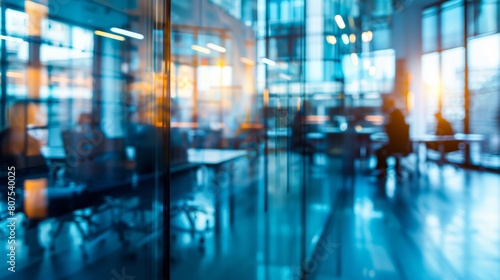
<box><xmin>0</xmin><ymin>0</ymin><xmax>499</xmax><ymax>279</ymax></box>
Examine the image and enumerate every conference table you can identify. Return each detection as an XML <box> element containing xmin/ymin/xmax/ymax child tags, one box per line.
<box><xmin>41</xmin><ymin>147</ymin><xmax>248</xmax><ymax>232</ymax></box>
<box><xmin>187</xmin><ymin>149</ymin><xmax>248</xmax><ymax>232</ymax></box>
<box><xmin>370</xmin><ymin>132</ymin><xmax>486</xmax><ymax>171</ymax></box>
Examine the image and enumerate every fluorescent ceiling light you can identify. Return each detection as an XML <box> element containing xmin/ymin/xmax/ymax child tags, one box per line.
<box><xmin>335</xmin><ymin>15</ymin><xmax>346</xmax><ymax>29</ymax></box>
<box><xmin>326</xmin><ymin>35</ymin><xmax>337</xmax><ymax>45</ymax></box>
<box><xmin>6</xmin><ymin>72</ymin><xmax>23</xmax><ymax>78</ymax></box>
<box><xmin>207</xmin><ymin>43</ymin><xmax>226</xmax><ymax>53</ymax></box>
<box><xmin>95</xmin><ymin>30</ymin><xmax>125</xmax><ymax>41</ymax></box>
<box><xmin>0</xmin><ymin>35</ymin><xmax>24</xmax><ymax>43</ymax></box>
<box><xmin>240</xmin><ymin>57</ymin><xmax>256</xmax><ymax>65</ymax></box>
<box><xmin>110</xmin><ymin>27</ymin><xmax>144</xmax><ymax>40</ymax></box>
<box><xmin>191</xmin><ymin>45</ymin><xmax>211</xmax><ymax>54</ymax></box>
<box><xmin>341</xmin><ymin>34</ymin><xmax>349</xmax><ymax>45</ymax></box>
<box><xmin>261</xmin><ymin>58</ymin><xmax>276</xmax><ymax>66</ymax></box>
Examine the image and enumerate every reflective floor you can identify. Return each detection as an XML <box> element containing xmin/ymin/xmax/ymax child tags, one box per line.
<box><xmin>3</xmin><ymin>157</ymin><xmax>500</xmax><ymax>279</ymax></box>
<box><xmin>313</xmin><ymin>161</ymin><xmax>500</xmax><ymax>280</ymax></box>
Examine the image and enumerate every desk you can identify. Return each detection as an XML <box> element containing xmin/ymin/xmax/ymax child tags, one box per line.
<box><xmin>370</xmin><ymin>133</ymin><xmax>486</xmax><ymax>169</ymax></box>
<box><xmin>188</xmin><ymin>149</ymin><xmax>247</xmax><ymax>165</ymax></box>
<box><xmin>40</xmin><ymin>147</ymin><xmax>248</xmax><ymax>232</ymax></box>
<box><xmin>40</xmin><ymin>147</ymin><xmax>66</xmax><ymax>161</ymax></box>
<box><xmin>187</xmin><ymin>149</ymin><xmax>248</xmax><ymax>232</ymax></box>
<box><xmin>322</xmin><ymin>127</ymin><xmax>381</xmax><ymax>157</ymax></box>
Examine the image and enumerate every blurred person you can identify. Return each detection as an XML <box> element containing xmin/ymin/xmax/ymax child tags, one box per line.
<box><xmin>434</xmin><ymin>112</ymin><xmax>454</xmax><ymax>136</ymax></box>
<box><xmin>374</xmin><ymin>105</ymin><xmax>411</xmax><ymax>177</ymax></box>
<box><xmin>0</xmin><ymin>102</ymin><xmax>45</xmax><ymax>170</ymax></box>
<box><xmin>427</xmin><ymin>112</ymin><xmax>459</xmax><ymax>153</ymax></box>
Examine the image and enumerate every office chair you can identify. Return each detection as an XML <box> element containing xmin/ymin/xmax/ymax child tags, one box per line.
<box><xmin>170</xmin><ymin>167</ymin><xmax>212</xmax><ymax>256</ymax></box>
<box><xmin>47</xmin><ymin>130</ymin><xmax>139</xmax><ymax>258</ymax></box>
<box><xmin>390</xmin><ymin>124</ymin><xmax>414</xmax><ymax>177</ymax></box>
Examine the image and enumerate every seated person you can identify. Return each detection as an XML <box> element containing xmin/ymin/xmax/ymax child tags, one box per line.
<box><xmin>426</xmin><ymin>112</ymin><xmax>460</xmax><ymax>153</ymax></box>
<box><xmin>374</xmin><ymin>108</ymin><xmax>411</xmax><ymax>176</ymax></box>
<box><xmin>0</xmin><ymin>102</ymin><xmax>46</xmax><ymax>171</ymax></box>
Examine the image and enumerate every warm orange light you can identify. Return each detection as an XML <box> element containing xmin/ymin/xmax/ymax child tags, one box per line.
<box><xmin>95</xmin><ymin>30</ymin><xmax>125</xmax><ymax>41</ymax></box>
<box><xmin>240</xmin><ymin>123</ymin><xmax>264</xmax><ymax>129</ymax></box>
<box><xmin>170</xmin><ymin>122</ymin><xmax>199</xmax><ymax>128</ymax></box>
<box><xmin>263</xmin><ymin>88</ymin><xmax>269</xmax><ymax>107</ymax></box>
<box><xmin>240</xmin><ymin>57</ymin><xmax>256</xmax><ymax>65</ymax></box>
<box><xmin>349</xmin><ymin>34</ymin><xmax>356</xmax><ymax>43</ymax></box>
<box><xmin>407</xmin><ymin>91</ymin><xmax>414</xmax><ymax>112</ymax></box>
<box><xmin>24</xmin><ymin>178</ymin><xmax>48</xmax><ymax>219</ymax></box>
<box><xmin>306</xmin><ymin>115</ymin><xmax>331</xmax><ymax>123</ymax></box>
<box><xmin>365</xmin><ymin>115</ymin><xmax>384</xmax><ymax>125</ymax></box>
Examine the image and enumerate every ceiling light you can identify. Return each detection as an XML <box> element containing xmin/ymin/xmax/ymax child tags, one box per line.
<box><xmin>95</xmin><ymin>30</ymin><xmax>125</xmax><ymax>41</ymax></box>
<box><xmin>110</xmin><ymin>27</ymin><xmax>144</xmax><ymax>40</ymax></box>
<box><xmin>349</xmin><ymin>34</ymin><xmax>356</xmax><ymax>43</ymax></box>
<box><xmin>326</xmin><ymin>35</ymin><xmax>337</xmax><ymax>45</ymax></box>
<box><xmin>6</xmin><ymin>72</ymin><xmax>23</xmax><ymax>78</ymax></box>
<box><xmin>240</xmin><ymin>57</ymin><xmax>256</xmax><ymax>65</ymax></box>
<box><xmin>0</xmin><ymin>35</ymin><xmax>24</xmax><ymax>43</ymax></box>
<box><xmin>191</xmin><ymin>45</ymin><xmax>211</xmax><ymax>54</ymax></box>
<box><xmin>362</xmin><ymin>31</ymin><xmax>373</xmax><ymax>42</ymax></box>
<box><xmin>341</xmin><ymin>34</ymin><xmax>349</xmax><ymax>45</ymax></box>
<box><xmin>261</xmin><ymin>58</ymin><xmax>276</xmax><ymax>66</ymax></box>
<box><xmin>335</xmin><ymin>15</ymin><xmax>346</xmax><ymax>29</ymax></box>
<box><xmin>207</xmin><ymin>43</ymin><xmax>226</xmax><ymax>53</ymax></box>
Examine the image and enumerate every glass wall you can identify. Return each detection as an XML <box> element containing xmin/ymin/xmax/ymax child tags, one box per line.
<box><xmin>169</xmin><ymin>0</ymin><xmax>354</xmax><ymax>279</ymax></box>
<box><xmin>0</xmin><ymin>0</ymin><xmax>361</xmax><ymax>279</ymax></box>
<box><xmin>0</xmin><ymin>0</ymin><xmax>167</xmax><ymax>278</ymax></box>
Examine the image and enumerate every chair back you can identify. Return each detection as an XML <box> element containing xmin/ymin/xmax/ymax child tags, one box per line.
<box><xmin>387</xmin><ymin>123</ymin><xmax>412</xmax><ymax>155</ymax></box>
<box><xmin>62</xmin><ymin>129</ymin><xmax>127</xmax><ymax>182</ymax></box>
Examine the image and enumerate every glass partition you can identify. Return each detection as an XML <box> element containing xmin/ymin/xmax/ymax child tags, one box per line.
<box><xmin>0</xmin><ymin>0</ymin><xmax>167</xmax><ymax>278</ymax></box>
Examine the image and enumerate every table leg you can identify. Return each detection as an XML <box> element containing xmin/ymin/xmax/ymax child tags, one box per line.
<box><xmin>439</xmin><ymin>143</ymin><xmax>445</xmax><ymax>166</ymax></box>
<box><xmin>229</xmin><ymin>164</ymin><xmax>234</xmax><ymax>226</ymax></box>
<box><xmin>464</xmin><ymin>143</ymin><xmax>472</xmax><ymax>166</ymax></box>
<box><xmin>415</xmin><ymin>142</ymin><xmax>420</xmax><ymax>175</ymax></box>
<box><xmin>214</xmin><ymin>196</ymin><xmax>221</xmax><ymax>234</ymax></box>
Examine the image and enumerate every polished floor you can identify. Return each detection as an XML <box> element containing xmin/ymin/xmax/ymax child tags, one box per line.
<box><xmin>313</xmin><ymin>162</ymin><xmax>500</xmax><ymax>280</ymax></box>
<box><xmin>2</xmin><ymin>154</ymin><xmax>499</xmax><ymax>279</ymax></box>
